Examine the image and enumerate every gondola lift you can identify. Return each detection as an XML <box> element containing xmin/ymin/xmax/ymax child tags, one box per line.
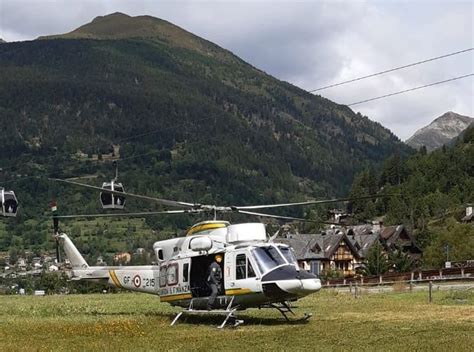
<box><xmin>1</xmin><ymin>187</ymin><xmax>19</xmax><ymax>217</ymax></box>
<box><xmin>100</xmin><ymin>161</ymin><xmax>125</xmax><ymax>210</ymax></box>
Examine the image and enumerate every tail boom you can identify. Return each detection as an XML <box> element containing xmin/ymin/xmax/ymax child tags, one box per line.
<box><xmin>58</xmin><ymin>233</ymin><xmax>159</xmax><ymax>294</ymax></box>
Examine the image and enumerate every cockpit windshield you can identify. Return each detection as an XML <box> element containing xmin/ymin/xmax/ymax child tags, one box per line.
<box><xmin>251</xmin><ymin>246</ymin><xmax>286</xmax><ymax>274</ymax></box>
<box><xmin>278</xmin><ymin>245</ymin><xmax>298</xmax><ymax>266</ymax></box>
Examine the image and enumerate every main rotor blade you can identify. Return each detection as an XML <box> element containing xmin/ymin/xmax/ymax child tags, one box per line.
<box><xmin>50</xmin><ymin>178</ymin><xmax>199</xmax><ymax>209</ymax></box>
<box><xmin>238</xmin><ymin>210</ymin><xmax>338</xmax><ymax>224</ymax></box>
<box><xmin>52</xmin><ymin>209</ymin><xmax>202</xmax><ymax>219</ymax></box>
<box><xmin>234</xmin><ymin>194</ymin><xmax>394</xmax><ymax>210</ymax></box>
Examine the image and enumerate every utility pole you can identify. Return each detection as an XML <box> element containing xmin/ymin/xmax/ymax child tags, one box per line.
<box><xmin>377</xmin><ymin>240</ymin><xmax>380</xmax><ymax>276</ymax></box>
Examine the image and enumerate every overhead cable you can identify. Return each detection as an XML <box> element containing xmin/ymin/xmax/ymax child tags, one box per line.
<box><xmin>347</xmin><ymin>73</ymin><xmax>473</xmax><ymax>106</ymax></box>
<box><xmin>310</xmin><ymin>48</ymin><xmax>473</xmax><ymax>92</ymax></box>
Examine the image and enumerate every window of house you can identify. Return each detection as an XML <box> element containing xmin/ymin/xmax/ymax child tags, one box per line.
<box><xmin>310</xmin><ymin>261</ymin><xmax>320</xmax><ymax>275</ymax></box>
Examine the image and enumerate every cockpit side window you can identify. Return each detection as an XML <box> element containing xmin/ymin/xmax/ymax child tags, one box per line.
<box><xmin>278</xmin><ymin>246</ymin><xmax>298</xmax><ymax>266</ymax></box>
<box><xmin>236</xmin><ymin>253</ymin><xmax>257</xmax><ymax>279</ymax></box>
<box><xmin>247</xmin><ymin>259</ymin><xmax>256</xmax><ymax>278</ymax></box>
<box><xmin>236</xmin><ymin>254</ymin><xmax>247</xmax><ymax>280</ymax></box>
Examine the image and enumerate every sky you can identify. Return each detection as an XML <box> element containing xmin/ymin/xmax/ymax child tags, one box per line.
<box><xmin>0</xmin><ymin>0</ymin><xmax>473</xmax><ymax>140</ymax></box>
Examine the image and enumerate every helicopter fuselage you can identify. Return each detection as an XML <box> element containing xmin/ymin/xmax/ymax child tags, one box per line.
<box><xmin>61</xmin><ymin>222</ymin><xmax>321</xmax><ymax>310</ymax></box>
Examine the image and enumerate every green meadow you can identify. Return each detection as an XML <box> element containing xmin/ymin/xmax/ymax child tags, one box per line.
<box><xmin>0</xmin><ymin>289</ymin><xmax>473</xmax><ymax>351</ymax></box>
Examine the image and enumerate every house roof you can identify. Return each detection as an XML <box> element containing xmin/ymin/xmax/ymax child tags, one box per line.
<box><xmin>280</xmin><ymin>223</ymin><xmax>422</xmax><ymax>261</ymax></box>
<box><xmin>278</xmin><ymin>234</ymin><xmax>325</xmax><ymax>260</ymax></box>
<box><xmin>278</xmin><ymin>230</ymin><xmax>360</xmax><ymax>260</ymax></box>
<box><xmin>350</xmin><ymin>233</ymin><xmax>379</xmax><ymax>258</ymax></box>
<box><xmin>380</xmin><ymin>225</ymin><xmax>422</xmax><ymax>252</ymax></box>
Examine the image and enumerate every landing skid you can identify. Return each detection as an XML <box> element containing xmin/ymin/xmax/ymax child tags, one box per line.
<box><xmin>270</xmin><ymin>301</ymin><xmax>312</xmax><ymax>322</ymax></box>
<box><xmin>170</xmin><ymin>296</ymin><xmax>243</xmax><ymax>329</ymax></box>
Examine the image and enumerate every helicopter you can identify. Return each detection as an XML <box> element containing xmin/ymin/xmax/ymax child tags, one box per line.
<box><xmin>51</xmin><ymin>177</ymin><xmax>387</xmax><ymax>328</ymax></box>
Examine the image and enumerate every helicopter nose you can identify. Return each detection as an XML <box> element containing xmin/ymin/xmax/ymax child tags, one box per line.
<box><xmin>275</xmin><ymin>278</ymin><xmax>321</xmax><ymax>296</ymax></box>
<box><xmin>261</xmin><ymin>265</ymin><xmax>322</xmax><ymax>298</ymax></box>
<box><xmin>299</xmin><ymin>278</ymin><xmax>322</xmax><ymax>293</ymax></box>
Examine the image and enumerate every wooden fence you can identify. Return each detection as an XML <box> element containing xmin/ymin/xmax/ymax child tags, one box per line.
<box><xmin>324</xmin><ymin>266</ymin><xmax>474</xmax><ymax>286</ymax></box>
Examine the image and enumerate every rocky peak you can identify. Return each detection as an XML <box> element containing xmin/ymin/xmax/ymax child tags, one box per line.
<box><xmin>406</xmin><ymin>112</ymin><xmax>473</xmax><ymax>151</ymax></box>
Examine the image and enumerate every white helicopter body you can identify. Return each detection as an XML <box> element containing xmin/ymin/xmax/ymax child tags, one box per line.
<box><xmin>59</xmin><ymin>221</ymin><xmax>321</xmax><ymax>311</ymax></box>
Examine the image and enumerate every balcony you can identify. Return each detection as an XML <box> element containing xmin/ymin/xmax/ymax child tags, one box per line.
<box><xmin>333</xmin><ymin>254</ymin><xmax>353</xmax><ymax>261</ymax></box>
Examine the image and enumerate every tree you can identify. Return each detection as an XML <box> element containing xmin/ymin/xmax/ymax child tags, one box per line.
<box><xmin>388</xmin><ymin>248</ymin><xmax>416</xmax><ymax>272</ymax></box>
<box><xmin>423</xmin><ymin>219</ymin><xmax>474</xmax><ymax>268</ymax></box>
<box><xmin>349</xmin><ymin>169</ymin><xmax>378</xmax><ymax>222</ymax></box>
<box><xmin>363</xmin><ymin>241</ymin><xmax>389</xmax><ymax>276</ymax></box>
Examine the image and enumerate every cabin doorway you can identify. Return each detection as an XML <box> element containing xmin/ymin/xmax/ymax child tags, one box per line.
<box><xmin>190</xmin><ymin>254</ymin><xmax>224</xmax><ymax>298</ymax></box>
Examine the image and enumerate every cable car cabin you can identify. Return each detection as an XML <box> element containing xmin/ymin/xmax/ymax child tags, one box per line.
<box><xmin>1</xmin><ymin>189</ymin><xmax>18</xmax><ymax>217</ymax></box>
<box><xmin>100</xmin><ymin>181</ymin><xmax>126</xmax><ymax>209</ymax></box>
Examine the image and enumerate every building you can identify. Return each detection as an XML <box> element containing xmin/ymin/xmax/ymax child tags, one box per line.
<box><xmin>347</xmin><ymin>224</ymin><xmax>422</xmax><ymax>268</ymax></box>
<box><xmin>281</xmin><ymin>224</ymin><xmax>422</xmax><ymax>278</ymax></box>
<box><xmin>279</xmin><ymin>229</ymin><xmax>361</xmax><ymax>277</ymax></box>
<box><xmin>461</xmin><ymin>204</ymin><xmax>473</xmax><ymax>223</ymax></box>
<box><xmin>327</xmin><ymin>209</ymin><xmax>352</xmax><ymax>225</ymax></box>
<box><xmin>113</xmin><ymin>252</ymin><xmax>131</xmax><ymax>264</ymax></box>
<box><xmin>96</xmin><ymin>256</ymin><xmax>106</xmax><ymax>266</ymax></box>
<box><xmin>16</xmin><ymin>258</ymin><xmax>27</xmax><ymax>271</ymax></box>
<box><xmin>134</xmin><ymin>248</ymin><xmax>146</xmax><ymax>256</ymax></box>
<box><xmin>380</xmin><ymin>225</ymin><xmax>422</xmax><ymax>260</ymax></box>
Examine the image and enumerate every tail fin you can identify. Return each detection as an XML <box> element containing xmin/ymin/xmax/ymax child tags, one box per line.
<box><xmin>58</xmin><ymin>233</ymin><xmax>89</xmax><ymax>269</ymax></box>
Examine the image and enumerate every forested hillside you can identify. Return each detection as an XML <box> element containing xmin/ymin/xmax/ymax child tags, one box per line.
<box><xmin>350</xmin><ymin>127</ymin><xmax>474</xmax><ymax>267</ymax></box>
<box><xmin>0</xmin><ymin>13</ymin><xmax>411</xmax><ymax>258</ymax></box>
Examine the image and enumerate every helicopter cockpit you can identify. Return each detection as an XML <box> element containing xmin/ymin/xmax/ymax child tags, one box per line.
<box><xmin>251</xmin><ymin>245</ymin><xmax>298</xmax><ymax>275</ymax></box>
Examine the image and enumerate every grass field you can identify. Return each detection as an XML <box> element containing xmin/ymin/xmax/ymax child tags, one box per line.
<box><xmin>0</xmin><ymin>289</ymin><xmax>473</xmax><ymax>351</ymax></box>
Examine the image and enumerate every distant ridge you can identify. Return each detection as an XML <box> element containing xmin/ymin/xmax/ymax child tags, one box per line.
<box><xmin>38</xmin><ymin>12</ymin><xmax>229</xmax><ymax>59</ymax></box>
<box><xmin>0</xmin><ymin>38</ymin><xmax>6</xmax><ymax>44</ymax></box>
<box><xmin>406</xmin><ymin>111</ymin><xmax>473</xmax><ymax>151</ymax></box>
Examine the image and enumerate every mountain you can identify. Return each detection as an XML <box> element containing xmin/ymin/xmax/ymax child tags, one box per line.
<box><xmin>0</xmin><ymin>13</ymin><xmax>411</xmax><ymax>253</ymax></box>
<box><xmin>0</xmin><ymin>39</ymin><xmax>6</xmax><ymax>44</ymax></box>
<box><xmin>406</xmin><ymin>112</ymin><xmax>473</xmax><ymax>151</ymax></box>
<box><xmin>38</xmin><ymin>12</ymin><xmax>228</xmax><ymax>57</ymax></box>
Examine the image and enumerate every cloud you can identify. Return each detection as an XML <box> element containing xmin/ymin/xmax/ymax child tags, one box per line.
<box><xmin>0</xmin><ymin>0</ymin><xmax>472</xmax><ymax>140</ymax></box>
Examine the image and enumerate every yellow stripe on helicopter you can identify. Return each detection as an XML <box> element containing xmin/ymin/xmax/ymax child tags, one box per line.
<box><xmin>225</xmin><ymin>288</ymin><xmax>253</xmax><ymax>296</ymax></box>
<box><xmin>186</xmin><ymin>221</ymin><xmax>229</xmax><ymax>236</ymax></box>
<box><xmin>160</xmin><ymin>293</ymin><xmax>193</xmax><ymax>302</ymax></box>
<box><xmin>109</xmin><ymin>270</ymin><xmax>122</xmax><ymax>288</ymax></box>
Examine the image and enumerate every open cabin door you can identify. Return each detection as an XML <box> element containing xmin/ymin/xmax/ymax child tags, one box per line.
<box><xmin>189</xmin><ymin>255</ymin><xmax>223</xmax><ymax>298</ymax></box>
